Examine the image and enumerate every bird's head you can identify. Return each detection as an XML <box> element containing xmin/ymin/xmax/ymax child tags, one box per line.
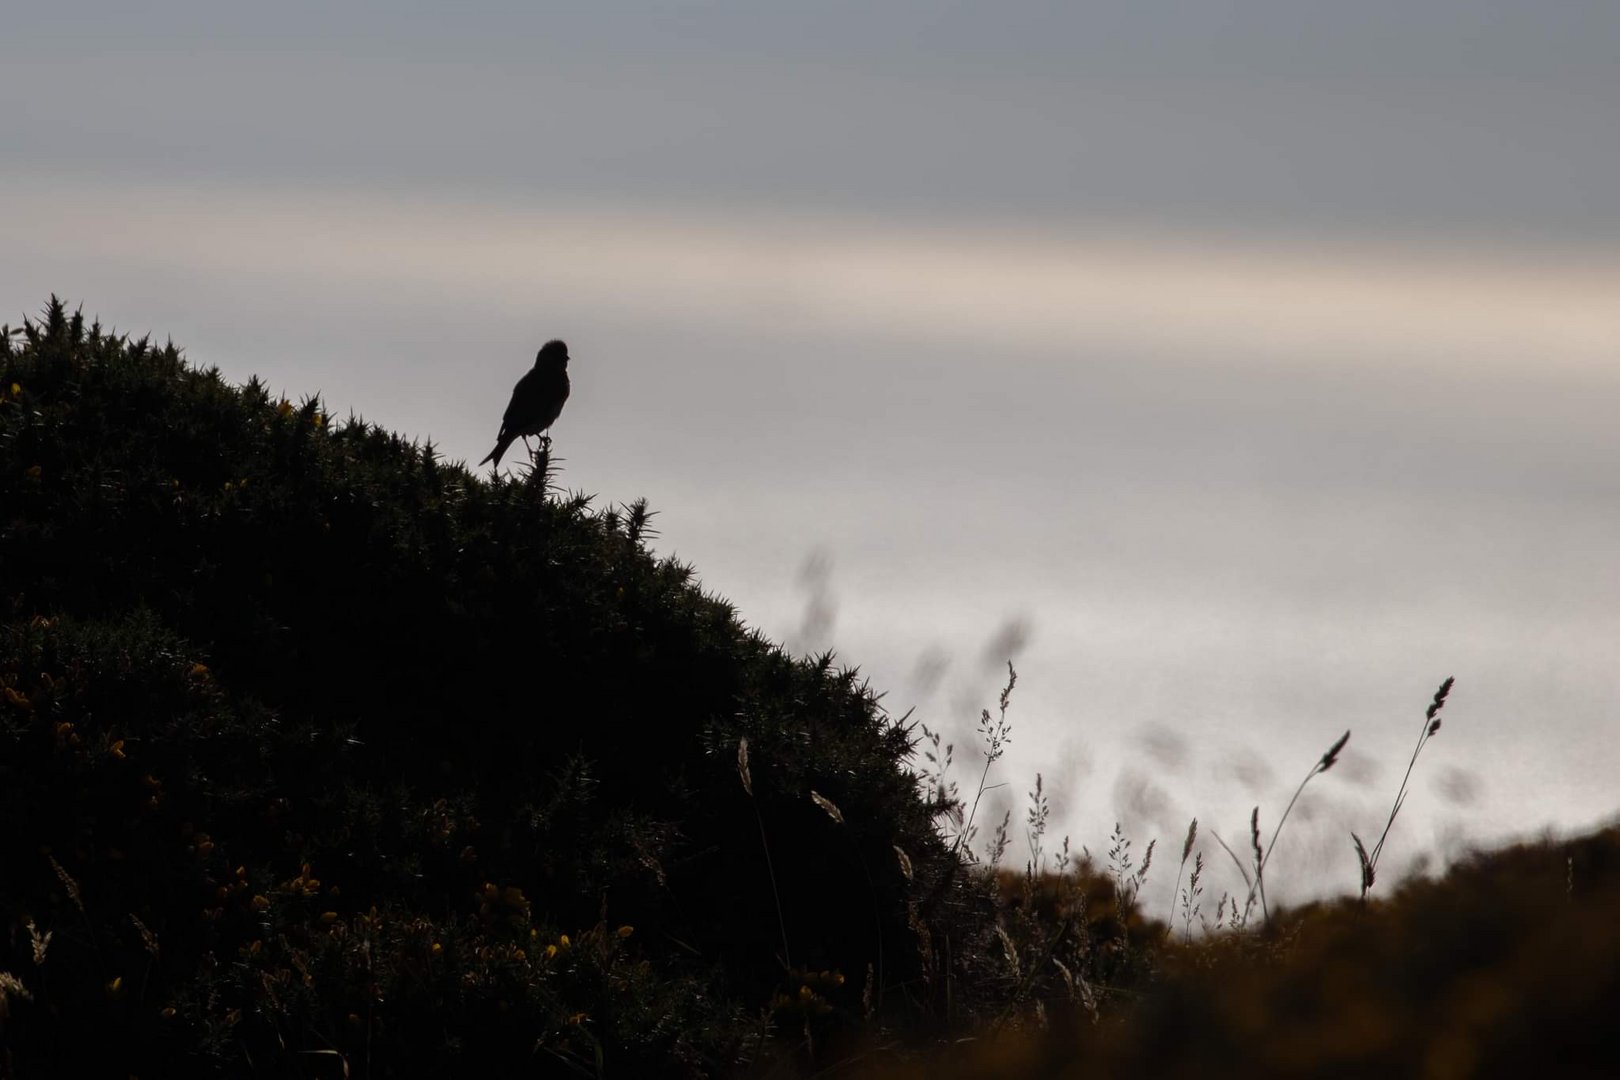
<box><xmin>537</xmin><ymin>339</ymin><xmax>569</xmax><ymax>367</ymax></box>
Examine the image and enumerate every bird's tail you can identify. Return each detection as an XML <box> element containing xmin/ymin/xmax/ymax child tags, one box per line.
<box><xmin>479</xmin><ymin>437</ymin><xmax>511</xmax><ymax>468</ymax></box>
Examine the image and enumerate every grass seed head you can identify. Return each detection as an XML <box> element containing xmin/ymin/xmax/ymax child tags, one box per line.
<box><xmin>1320</xmin><ymin>730</ymin><xmax>1351</xmax><ymax>772</ymax></box>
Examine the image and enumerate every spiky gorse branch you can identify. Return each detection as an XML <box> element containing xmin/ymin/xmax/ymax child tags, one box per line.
<box><xmin>519</xmin><ymin>434</ymin><xmax>558</xmax><ymax>498</ymax></box>
<box><xmin>1354</xmin><ymin>676</ymin><xmax>1454</xmax><ymax>899</ymax></box>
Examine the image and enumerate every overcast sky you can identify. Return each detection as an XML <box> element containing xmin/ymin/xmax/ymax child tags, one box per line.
<box><xmin>6</xmin><ymin>2</ymin><xmax>1618</xmax><ymax>906</ymax></box>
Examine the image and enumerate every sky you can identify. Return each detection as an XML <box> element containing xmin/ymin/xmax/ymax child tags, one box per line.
<box><xmin>6</xmin><ymin>2</ymin><xmax>1619</xmax><ymax>908</ymax></box>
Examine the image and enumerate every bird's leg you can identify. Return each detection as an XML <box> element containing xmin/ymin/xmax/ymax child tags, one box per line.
<box><xmin>521</xmin><ymin>435</ymin><xmax>533</xmax><ymax>458</ymax></box>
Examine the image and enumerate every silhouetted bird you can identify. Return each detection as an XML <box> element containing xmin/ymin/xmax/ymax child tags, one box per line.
<box><xmin>479</xmin><ymin>340</ymin><xmax>572</xmax><ymax>468</ymax></box>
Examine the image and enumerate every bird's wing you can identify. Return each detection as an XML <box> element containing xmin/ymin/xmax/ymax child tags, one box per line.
<box><xmin>500</xmin><ymin>368</ymin><xmax>542</xmax><ymax>430</ymax></box>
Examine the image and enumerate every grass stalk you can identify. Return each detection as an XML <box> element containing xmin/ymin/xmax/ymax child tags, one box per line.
<box><xmin>1244</xmin><ymin>729</ymin><xmax>1350</xmax><ymax>925</ymax></box>
<box><xmin>1356</xmin><ymin>676</ymin><xmax>1453</xmax><ymax>898</ymax></box>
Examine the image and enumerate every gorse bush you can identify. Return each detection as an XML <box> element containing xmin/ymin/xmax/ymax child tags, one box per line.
<box><xmin>0</xmin><ymin>299</ymin><xmax>1020</xmax><ymax>1076</ymax></box>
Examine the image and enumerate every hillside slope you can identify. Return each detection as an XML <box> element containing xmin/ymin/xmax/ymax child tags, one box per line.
<box><xmin>0</xmin><ymin>300</ymin><xmax>990</xmax><ymax>1076</ymax></box>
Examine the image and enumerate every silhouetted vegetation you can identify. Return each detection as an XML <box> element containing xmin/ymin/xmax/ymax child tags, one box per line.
<box><xmin>2</xmin><ymin>299</ymin><xmax>1615</xmax><ymax>1077</ymax></box>
<box><xmin>846</xmin><ymin>824</ymin><xmax>1620</xmax><ymax>1079</ymax></box>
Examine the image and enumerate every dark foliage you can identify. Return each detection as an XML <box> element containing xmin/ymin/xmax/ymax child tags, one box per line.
<box><xmin>0</xmin><ymin>299</ymin><xmax>999</xmax><ymax>1077</ymax></box>
<box><xmin>852</xmin><ymin>825</ymin><xmax>1620</xmax><ymax>1079</ymax></box>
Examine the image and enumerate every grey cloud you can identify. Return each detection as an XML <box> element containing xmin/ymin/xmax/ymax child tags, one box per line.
<box><xmin>1136</xmin><ymin>724</ymin><xmax>1190</xmax><ymax>772</ymax></box>
<box><xmin>8</xmin><ymin>5</ymin><xmax>1620</xmax><ymax>242</ymax></box>
<box><xmin>1433</xmin><ymin>766</ymin><xmax>1484</xmax><ymax>807</ymax></box>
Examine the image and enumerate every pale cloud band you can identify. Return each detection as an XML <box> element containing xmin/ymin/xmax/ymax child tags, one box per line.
<box><xmin>10</xmin><ymin>176</ymin><xmax>1619</xmax><ymax>384</ymax></box>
